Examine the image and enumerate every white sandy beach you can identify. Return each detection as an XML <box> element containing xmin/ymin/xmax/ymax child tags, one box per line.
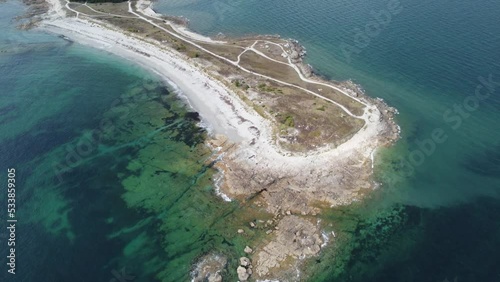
<box><xmin>42</xmin><ymin>0</ymin><xmax>264</xmax><ymax>142</ymax></box>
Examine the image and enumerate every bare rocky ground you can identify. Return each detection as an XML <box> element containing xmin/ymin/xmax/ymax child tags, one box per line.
<box><xmin>207</xmin><ymin>94</ymin><xmax>399</xmax><ymax>280</ymax></box>
<box><xmin>15</xmin><ymin>0</ymin><xmax>49</xmax><ymax>29</ymax></box>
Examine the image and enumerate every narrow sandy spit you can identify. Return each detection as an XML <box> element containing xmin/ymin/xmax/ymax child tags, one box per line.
<box><xmin>42</xmin><ymin>0</ymin><xmax>269</xmax><ymax>142</ymax></box>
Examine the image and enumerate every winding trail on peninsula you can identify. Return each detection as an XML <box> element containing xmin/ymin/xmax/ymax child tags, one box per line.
<box><xmin>63</xmin><ymin>0</ymin><xmax>373</xmax><ymax>122</ymax></box>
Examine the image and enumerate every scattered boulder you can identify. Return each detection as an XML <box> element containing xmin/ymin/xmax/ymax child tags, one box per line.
<box><xmin>237</xmin><ymin>256</ymin><xmax>253</xmax><ymax>281</ymax></box>
<box><xmin>239</xmin><ymin>257</ymin><xmax>251</xmax><ymax>267</ymax></box>
<box><xmin>207</xmin><ymin>272</ymin><xmax>222</xmax><ymax>282</ymax></box>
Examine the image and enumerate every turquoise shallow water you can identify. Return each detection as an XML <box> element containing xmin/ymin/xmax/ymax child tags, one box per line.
<box><xmin>155</xmin><ymin>0</ymin><xmax>500</xmax><ymax>281</ymax></box>
<box><xmin>0</xmin><ymin>2</ymin><xmax>165</xmax><ymax>281</ymax></box>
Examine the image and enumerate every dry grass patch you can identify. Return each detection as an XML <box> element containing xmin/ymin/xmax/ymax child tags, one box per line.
<box><xmin>71</xmin><ymin>4</ymin><xmax>103</xmax><ymax>16</ymax></box>
<box><xmin>304</xmin><ymin>84</ymin><xmax>365</xmax><ymax>116</ymax></box>
<box><xmin>231</xmin><ymin>39</ymin><xmax>259</xmax><ymax>48</ymax></box>
<box><xmin>240</xmin><ymin>52</ymin><xmax>365</xmax><ymax>116</ymax></box>
<box><xmin>87</xmin><ymin>2</ymin><xmax>131</xmax><ymax>17</ymax></box>
<box><xmin>104</xmin><ymin>17</ymin><xmax>153</xmax><ymax>34</ymax></box>
<box><xmin>239</xmin><ymin>51</ymin><xmax>305</xmax><ymax>86</ymax></box>
<box><xmin>197</xmin><ymin>42</ymin><xmax>244</xmax><ymax>62</ymax></box>
<box><xmin>247</xmin><ymin>82</ymin><xmax>364</xmax><ymax>152</ymax></box>
<box><xmin>270</xmin><ymin>91</ymin><xmax>365</xmax><ymax>151</ymax></box>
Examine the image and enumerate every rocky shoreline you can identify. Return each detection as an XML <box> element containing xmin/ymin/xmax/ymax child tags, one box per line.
<box><xmin>205</xmin><ymin>58</ymin><xmax>399</xmax><ymax>280</ymax></box>
<box><xmin>14</xmin><ymin>0</ymin><xmax>49</xmax><ymax>29</ymax></box>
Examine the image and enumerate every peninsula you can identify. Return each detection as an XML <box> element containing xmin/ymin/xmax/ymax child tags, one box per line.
<box><xmin>31</xmin><ymin>0</ymin><xmax>400</xmax><ymax>280</ymax></box>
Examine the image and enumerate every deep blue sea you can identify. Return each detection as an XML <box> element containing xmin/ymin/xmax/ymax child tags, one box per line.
<box><xmin>1</xmin><ymin>0</ymin><xmax>500</xmax><ymax>281</ymax></box>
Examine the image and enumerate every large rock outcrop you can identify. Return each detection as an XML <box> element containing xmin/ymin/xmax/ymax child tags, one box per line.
<box><xmin>254</xmin><ymin>215</ymin><xmax>323</xmax><ymax>277</ymax></box>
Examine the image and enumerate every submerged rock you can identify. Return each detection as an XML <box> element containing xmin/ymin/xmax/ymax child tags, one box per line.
<box><xmin>191</xmin><ymin>253</ymin><xmax>227</xmax><ymax>282</ymax></box>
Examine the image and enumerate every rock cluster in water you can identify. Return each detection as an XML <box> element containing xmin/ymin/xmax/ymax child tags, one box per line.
<box><xmin>191</xmin><ymin>253</ymin><xmax>227</xmax><ymax>282</ymax></box>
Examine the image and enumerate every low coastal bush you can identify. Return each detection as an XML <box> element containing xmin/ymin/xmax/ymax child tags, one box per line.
<box><xmin>257</xmin><ymin>83</ymin><xmax>283</xmax><ymax>94</ymax></box>
<box><xmin>175</xmin><ymin>43</ymin><xmax>187</xmax><ymax>52</ymax></box>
